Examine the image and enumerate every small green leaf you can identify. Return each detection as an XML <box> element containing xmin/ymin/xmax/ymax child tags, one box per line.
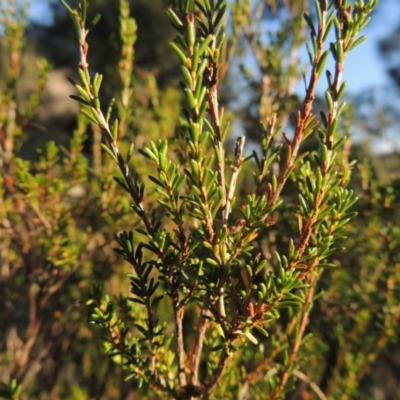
<box><xmin>169</xmin><ymin>42</ymin><xmax>187</xmax><ymax>65</ymax></box>
<box><xmin>106</xmin><ymin>97</ymin><xmax>115</xmax><ymax>122</ymax></box>
<box><xmin>126</xmin><ymin>143</ymin><xmax>134</xmax><ymax>163</ymax></box>
<box><xmin>198</xmin><ymin>34</ymin><xmax>213</xmax><ymax>56</ymax></box>
<box><xmin>101</xmin><ymin>143</ymin><xmax>117</xmax><ymax>161</ymax></box>
<box><xmin>88</xmin><ymin>12</ymin><xmax>102</xmax><ymax>31</ymax></box>
<box><xmin>317</xmin><ymin>49</ymin><xmax>330</xmax><ymax>75</ymax></box>
<box><xmin>244</xmin><ymin>330</ymin><xmax>258</xmax><ymax>345</ymax></box>
<box><xmin>166</xmin><ymin>8</ymin><xmax>184</xmax><ymax>28</ymax></box>
<box><xmin>111</xmin><ymin>119</ymin><xmax>119</xmax><ymax>142</ymax></box>
<box><xmin>325</xmin><ymin>90</ymin><xmax>333</xmax><ymax>111</ymax></box>
<box><xmin>206</xmin><ymin>258</ymin><xmax>219</xmax><ymax>267</ymax></box>
<box><xmin>69</xmin><ymin>94</ymin><xmax>91</xmax><ymax>106</ymax></box>
<box><xmin>254</xmin><ymin>324</ymin><xmax>269</xmax><ymax>337</ymax></box>
<box><xmin>180</xmin><ymin>65</ymin><xmax>193</xmax><ymax>88</ymax></box>
<box><xmin>337</xmin><ymin>81</ymin><xmax>347</xmax><ymax>101</ymax></box>
<box><xmin>303</xmin><ymin>13</ymin><xmax>316</xmax><ymax>37</ymax></box>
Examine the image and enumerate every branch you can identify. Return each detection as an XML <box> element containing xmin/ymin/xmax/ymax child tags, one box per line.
<box><xmin>175</xmin><ymin>304</ymin><xmax>187</xmax><ymax>388</ymax></box>
<box><xmin>294</xmin><ymin>370</ymin><xmax>328</xmax><ymax>400</ymax></box>
<box><xmin>265</xmin><ymin>4</ymin><xmax>328</xmax><ymax>211</ymax></box>
<box><xmin>188</xmin><ymin>294</ymin><xmax>211</xmax><ymax>389</ymax></box>
<box><xmin>271</xmin><ymin>269</ymin><xmax>319</xmax><ymax>400</ymax></box>
<box><xmin>205</xmin><ymin>346</ymin><xmax>231</xmax><ymax>397</ymax></box>
<box><xmin>225</xmin><ymin>136</ymin><xmax>245</xmax><ymax>225</ymax></box>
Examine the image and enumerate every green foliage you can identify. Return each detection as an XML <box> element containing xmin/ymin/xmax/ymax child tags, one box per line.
<box><xmin>2</xmin><ymin>0</ymin><xmax>400</xmax><ymax>399</ymax></box>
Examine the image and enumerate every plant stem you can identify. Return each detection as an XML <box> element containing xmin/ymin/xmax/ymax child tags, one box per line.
<box><xmin>188</xmin><ymin>294</ymin><xmax>211</xmax><ymax>390</ymax></box>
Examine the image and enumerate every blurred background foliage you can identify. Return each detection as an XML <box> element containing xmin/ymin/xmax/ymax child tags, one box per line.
<box><xmin>0</xmin><ymin>0</ymin><xmax>399</xmax><ymax>399</ymax></box>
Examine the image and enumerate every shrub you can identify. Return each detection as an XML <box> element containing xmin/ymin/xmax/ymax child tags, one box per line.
<box><xmin>3</xmin><ymin>0</ymin><xmax>399</xmax><ymax>399</ymax></box>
